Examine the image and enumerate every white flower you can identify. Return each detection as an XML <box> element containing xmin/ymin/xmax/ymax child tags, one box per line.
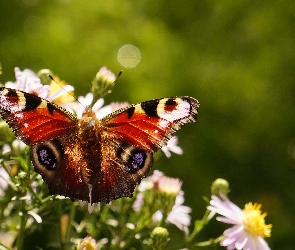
<box><xmin>5</xmin><ymin>67</ymin><xmax>74</xmax><ymax>103</ymax></box>
<box><xmin>77</xmin><ymin>236</ymin><xmax>99</xmax><ymax>250</ymax></box>
<box><xmin>207</xmin><ymin>195</ymin><xmax>272</xmax><ymax>250</ymax></box>
<box><xmin>157</xmin><ymin>175</ymin><xmax>183</xmax><ymax>195</ymax></box>
<box><xmin>152</xmin><ymin>192</ymin><xmax>192</xmax><ymax>231</ymax></box>
<box><xmin>161</xmin><ymin>136</ymin><xmax>183</xmax><ymax>158</ymax></box>
<box><xmin>133</xmin><ymin>170</ymin><xmax>191</xmax><ymax>231</ymax></box>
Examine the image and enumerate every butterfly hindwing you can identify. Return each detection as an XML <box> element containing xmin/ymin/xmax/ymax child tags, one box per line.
<box><xmin>0</xmin><ymin>87</ymin><xmax>77</xmax><ymax>144</ymax></box>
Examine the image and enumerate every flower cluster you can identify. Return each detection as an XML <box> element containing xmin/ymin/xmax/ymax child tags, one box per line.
<box><xmin>0</xmin><ymin>67</ymin><xmax>272</xmax><ymax>249</ymax></box>
<box><xmin>133</xmin><ymin>170</ymin><xmax>191</xmax><ymax>231</ymax></box>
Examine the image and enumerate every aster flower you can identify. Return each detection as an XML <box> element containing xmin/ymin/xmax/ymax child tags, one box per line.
<box><xmin>207</xmin><ymin>195</ymin><xmax>272</xmax><ymax>250</ymax></box>
<box><xmin>161</xmin><ymin>136</ymin><xmax>183</xmax><ymax>158</ymax></box>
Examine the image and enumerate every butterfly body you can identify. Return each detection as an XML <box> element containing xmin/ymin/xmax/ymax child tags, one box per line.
<box><xmin>0</xmin><ymin>87</ymin><xmax>199</xmax><ymax>203</ymax></box>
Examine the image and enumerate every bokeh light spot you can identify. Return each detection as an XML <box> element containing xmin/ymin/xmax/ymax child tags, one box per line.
<box><xmin>117</xmin><ymin>44</ymin><xmax>141</xmax><ymax>68</ymax></box>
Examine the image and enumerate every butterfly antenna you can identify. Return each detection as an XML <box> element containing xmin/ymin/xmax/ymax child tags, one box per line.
<box><xmin>98</xmin><ymin>70</ymin><xmax>123</xmax><ymax>99</ymax></box>
<box><xmin>48</xmin><ymin>75</ymin><xmax>84</xmax><ymax>108</ymax></box>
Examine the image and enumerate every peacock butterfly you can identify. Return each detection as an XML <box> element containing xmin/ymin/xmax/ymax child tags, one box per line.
<box><xmin>0</xmin><ymin>87</ymin><xmax>199</xmax><ymax>203</ymax></box>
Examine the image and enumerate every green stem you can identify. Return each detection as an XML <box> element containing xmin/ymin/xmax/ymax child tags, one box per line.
<box><xmin>187</xmin><ymin>209</ymin><xmax>211</xmax><ymax>243</ymax></box>
<box><xmin>195</xmin><ymin>234</ymin><xmax>224</xmax><ymax>247</ymax></box>
<box><xmin>16</xmin><ymin>200</ymin><xmax>27</xmax><ymax>249</ymax></box>
<box><xmin>65</xmin><ymin>203</ymin><xmax>76</xmax><ymax>243</ymax></box>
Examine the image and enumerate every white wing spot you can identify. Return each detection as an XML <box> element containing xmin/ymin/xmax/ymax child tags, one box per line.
<box><xmin>157</xmin><ymin>98</ymin><xmax>191</xmax><ymax>122</ymax></box>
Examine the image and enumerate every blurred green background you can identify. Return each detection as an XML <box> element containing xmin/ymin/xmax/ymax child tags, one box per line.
<box><xmin>1</xmin><ymin>0</ymin><xmax>295</xmax><ymax>248</ymax></box>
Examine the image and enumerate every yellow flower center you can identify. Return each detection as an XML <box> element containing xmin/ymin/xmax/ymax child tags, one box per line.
<box><xmin>50</xmin><ymin>78</ymin><xmax>75</xmax><ymax>104</ymax></box>
<box><xmin>242</xmin><ymin>202</ymin><xmax>272</xmax><ymax>238</ymax></box>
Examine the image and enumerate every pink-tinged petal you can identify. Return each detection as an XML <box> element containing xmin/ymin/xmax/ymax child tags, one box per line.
<box><xmin>132</xmin><ymin>192</ymin><xmax>144</xmax><ymax>211</ymax></box>
<box><xmin>167</xmin><ymin>204</ymin><xmax>192</xmax><ymax>229</ymax></box>
<box><xmin>244</xmin><ymin>235</ymin><xmax>271</xmax><ymax>250</ymax></box>
<box><xmin>223</xmin><ymin>224</ymin><xmax>244</xmax><ymax>237</ymax></box>
<box><xmin>244</xmin><ymin>236</ymin><xmax>256</xmax><ymax>250</ymax></box>
<box><xmin>221</xmin><ymin>234</ymin><xmax>237</xmax><ymax>247</ymax></box>
<box><xmin>245</xmin><ymin>235</ymin><xmax>266</xmax><ymax>250</ymax></box>
<box><xmin>175</xmin><ymin>192</ymin><xmax>185</xmax><ymax>205</ymax></box>
<box><xmin>208</xmin><ymin>195</ymin><xmax>243</xmax><ymax>223</ymax></box>
<box><xmin>234</xmin><ymin>231</ymin><xmax>248</xmax><ymax>249</ymax></box>
<box><xmin>216</xmin><ymin>216</ymin><xmax>241</xmax><ymax>225</ymax></box>
<box><xmin>149</xmin><ymin>170</ymin><xmax>164</xmax><ymax>183</ymax></box>
<box><xmin>221</xmin><ymin>225</ymin><xmax>247</xmax><ymax>249</ymax></box>
<box><xmin>208</xmin><ymin>204</ymin><xmax>241</xmax><ymax>223</ymax></box>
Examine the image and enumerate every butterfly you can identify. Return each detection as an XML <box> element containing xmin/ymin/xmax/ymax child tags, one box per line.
<box><xmin>0</xmin><ymin>87</ymin><xmax>199</xmax><ymax>203</ymax></box>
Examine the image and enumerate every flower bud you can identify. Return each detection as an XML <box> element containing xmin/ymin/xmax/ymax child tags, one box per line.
<box><xmin>150</xmin><ymin>227</ymin><xmax>169</xmax><ymax>250</ymax></box>
<box><xmin>211</xmin><ymin>178</ymin><xmax>230</xmax><ymax>196</ymax></box>
<box><xmin>91</xmin><ymin>67</ymin><xmax>117</xmax><ymax>102</ymax></box>
<box><xmin>37</xmin><ymin>69</ymin><xmax>54</xmax><ymax>85</ymax></box>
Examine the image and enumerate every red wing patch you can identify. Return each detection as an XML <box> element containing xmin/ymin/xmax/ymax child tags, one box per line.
<box><xmin>0</xmin><ymin>87</ymin><xmax>76</xmax><ymax>144</ymax></box>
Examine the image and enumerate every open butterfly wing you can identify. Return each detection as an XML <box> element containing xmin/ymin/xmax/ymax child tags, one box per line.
<box><xmin>0</xmin><ymin>87</ymin><xmax>77</xmax><ymax>145</ymax></box>
<box><xmin>102</xmin><ymin>97</ymin><xmax>199</xmax><ymax>152</ymax></box>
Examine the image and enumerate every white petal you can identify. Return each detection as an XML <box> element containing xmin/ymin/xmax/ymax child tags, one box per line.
<box><xmin>92</xmin><ymin>98</ymin><xmax>105</xmax><ymax>112</ymax></box>
<box><xmin>95</xmin><ymin>105</ymin><xmax>112</xmax><ymax>119</ymax></box>
<box><xmin>257</xmin><ymin>236</ymin><xmax>271</xmax><ymax>250</ymax></box>
<box><xmin>152</xmin><ymin>210</ymin><xmax>163</xmax><ymax>222</ymax></box>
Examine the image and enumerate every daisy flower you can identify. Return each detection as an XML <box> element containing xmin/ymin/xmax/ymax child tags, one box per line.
<box><xmin>207</xmin><ymin>195</ymin><xmax>272</xmax><ymax>250</ymax></box>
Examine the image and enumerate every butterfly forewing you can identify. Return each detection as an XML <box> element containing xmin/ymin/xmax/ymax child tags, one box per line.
<box><xmin>0</xmin><ymin>87</ymin><xmax>77</xmax><ymax>144</ymax></box>
<box><xmin>102</xmin><ymin>97</ymin><xmax>199</xmax><ymax>152</ymax></box>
